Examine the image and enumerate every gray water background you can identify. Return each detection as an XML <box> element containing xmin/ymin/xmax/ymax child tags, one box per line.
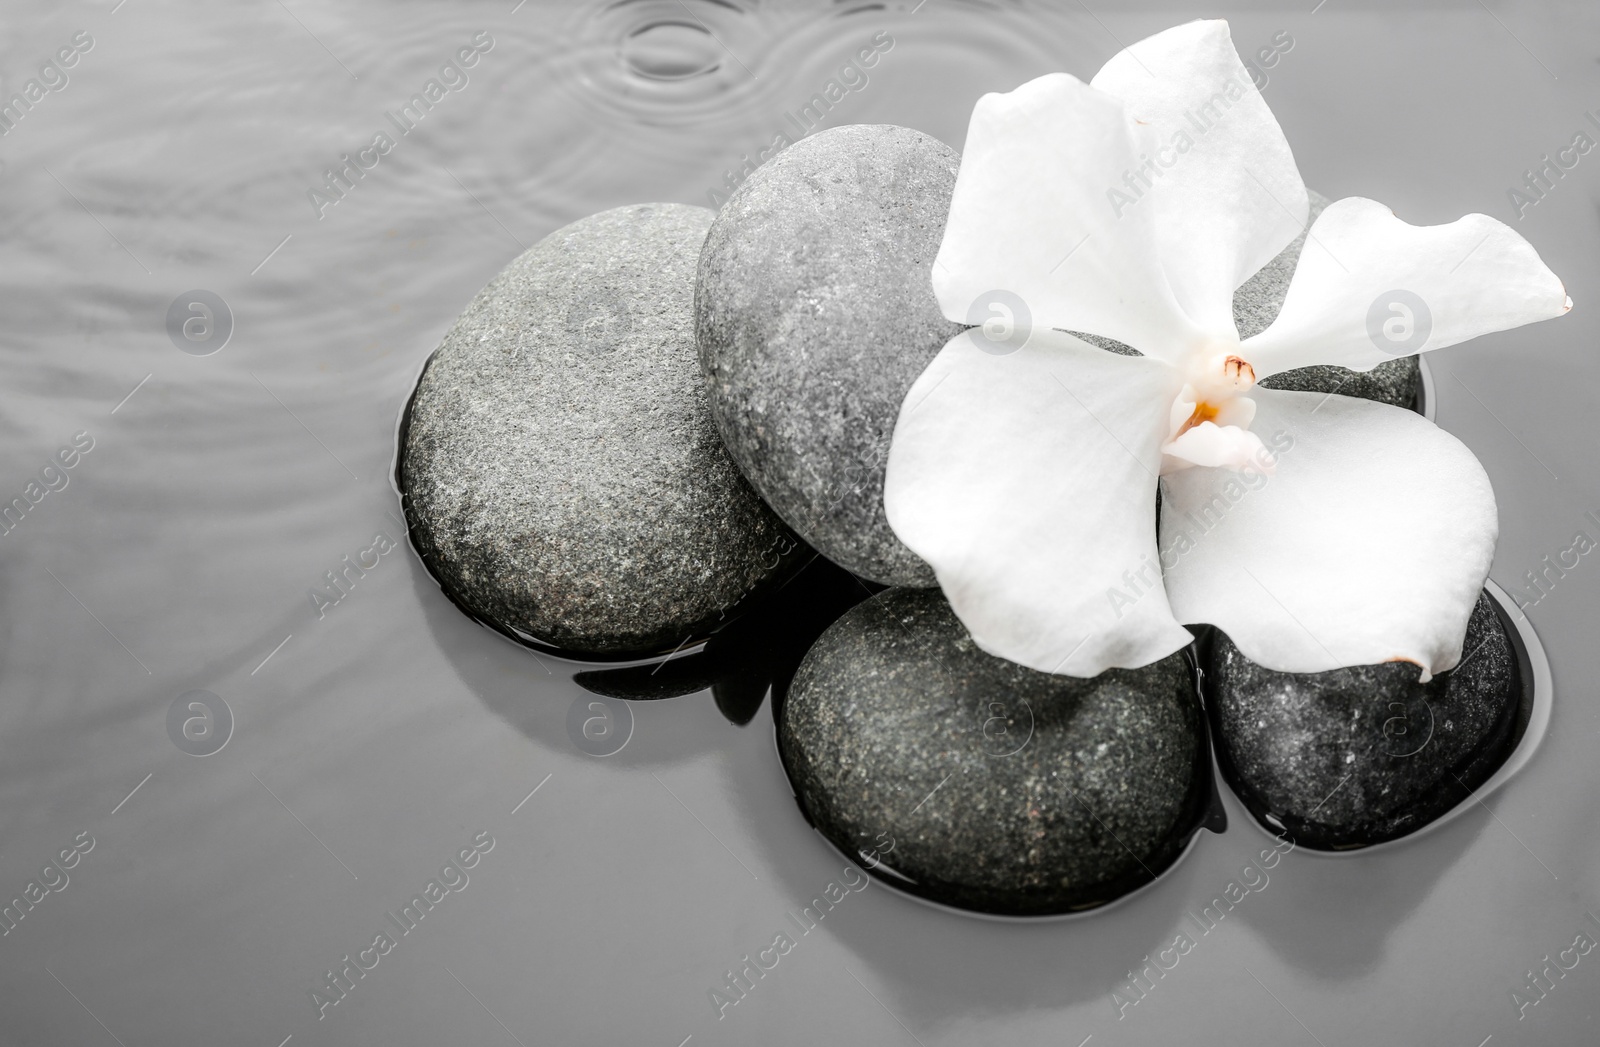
<box><xmin>2</xmin><ymin>0</ymin><xmax>1598</xmax><ymax>1043</ymax></box>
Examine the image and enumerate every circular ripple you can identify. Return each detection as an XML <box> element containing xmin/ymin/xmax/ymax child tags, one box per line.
<box><xmin>555</xmin><ymin>0</ymin><xmax>776</xmax><ymax>126</ymax></box>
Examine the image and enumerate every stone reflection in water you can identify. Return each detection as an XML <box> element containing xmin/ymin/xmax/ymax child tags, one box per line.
<box><xmin>574</xmin><ymin>554</ymin><xmax>875</xmax><ymax>725</ymax></box>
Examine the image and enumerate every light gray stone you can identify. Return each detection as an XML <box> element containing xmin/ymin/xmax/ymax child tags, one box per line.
<box><xmin>696</xmin><ymin>124</ymin><xmax>961</xmax><ymax>588</ymax></box>
<box><xmin>401</xmin><ymin>203</ymin><xmax>796</xmax><ymax>657</ymax></box>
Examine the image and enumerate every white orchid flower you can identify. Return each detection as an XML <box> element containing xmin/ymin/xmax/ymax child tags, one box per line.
<box><xmin>884</xmin><ymin>19</ymin><xmax>1569</xmax><ymax>681</ymax></box>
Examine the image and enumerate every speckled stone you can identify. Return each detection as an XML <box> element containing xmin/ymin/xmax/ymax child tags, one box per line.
<box><xmin>779</xmin><ymin>588</ymin><xmax>1209</xmax><ymax>915</ymax></box>
<box><xmin>400</xmin><ymin>203</ymin><xmax>797</xmax><ymax>657</ymax></box>
<box><xmin>1080</xmin><ymin>190</ymin><xmax>1422</xmax><ymax>410</ymax></box>
<box><xmin>696</xmin><ymin>124</ymin><xmax>960</xmax><ymax>588</ymax></box>
<box><xmin>1207</xmin><ymin>590</ymin><xmax>1523</xmax><ymax>849</ymax></box>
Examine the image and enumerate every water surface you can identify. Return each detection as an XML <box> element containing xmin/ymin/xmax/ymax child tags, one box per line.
<box><xmin>2</xmin><ymin>1</ymin><xmax>1598</xmax><ymax>1044</ymax></box>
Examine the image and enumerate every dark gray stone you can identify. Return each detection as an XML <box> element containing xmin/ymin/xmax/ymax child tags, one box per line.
<box><xmin>1258</xmin><ymin>357</ymin><xmax>1418</xmax><ymax>408</ymax></box>
<box><xmin>779</xmin><ymin>588</ymin><xmax>1209</xmax><ymax>916</ymax></box>
<box><xmin>1080</xmin><ymin>190</ymin><xmax>1421</xmax><ymax>410</ymax></box>
<box><xmin>401</xmin><ymin>203</ymin><xmax>797</xmax><ymax>657</ymax></box>
<box><xmin>696</xmin><ymin>124</ymin><xmax>961</xmax><ymax>588</ymax></box>
<box><xmin>1207</xmin><ymin>590</ymin><xmax>1523</xmax><ymax>849</ymax></box>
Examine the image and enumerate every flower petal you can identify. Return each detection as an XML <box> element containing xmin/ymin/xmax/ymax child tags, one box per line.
<box><xmin>1162</xmin><ymin>420</ymin><xmax>1269</xmax><ymax>473</ymax></box>
<box><xmin>1241</xmin><ymin>197</ymin><xmax>1571</xmax><ymax>376</ymax></box>
<box><xmin>1091</xmin><ymin>19</ymin><xmax>1309</xmax><ymax>336</ymax></box>
<box><xmin>885</xmin><ymin>328</ymin><xmax>1195</xmax><ymax>676</ymax></box>
<box><xmin>932</xmin><ymin>73</ymin><xmax>1200</xmax><ymax>361</ymax></box>
<box><xmin>1159</xmin><ymin>388</ymin><xmax>1497</xmax><ymax>680</ymax></box>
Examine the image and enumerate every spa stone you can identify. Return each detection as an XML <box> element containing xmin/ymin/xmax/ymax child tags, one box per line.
<box><xmin>401</xmin><ymin>203</ymin><xmax>796</xmax><ymax>657</ymax></box>
<box><xmin>779</xmin><ymin>587</ymin><xmax>1210</xmax><ymax>915</ymax></box>
<box><xmin>1206</xmin><ymin>589</ymin><xmax>1522</xmax><ymax>849</ymax></box>
<box><xmin>696</xmin><ymin>124</ymin><xmax>961</xmax><ymax>588</ymax></box>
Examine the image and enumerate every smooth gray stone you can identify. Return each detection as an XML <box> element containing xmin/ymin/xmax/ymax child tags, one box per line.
<box><xmin>697</xmin><ymin>124</ymin><xmax>961</xmax><ymax>588</ymax></box>
<box><xmin>401</xmin><ymin>203</ymin><xmax>796</xmax><ymax>657</ymax></box>
<box><xmin>779</xmin><ymin>588</ymin><xmax>1208</xmax><ymax>916</ymax></box>
<box><xmin>1207</xmin><ymin>590</ymin><xmax>1522</xmax><ymax>849</ymax></box>
<box><xmin>1082</xmin><ymin>190</ymin><xmax>1421</xmax><ymax>410</ymax></box>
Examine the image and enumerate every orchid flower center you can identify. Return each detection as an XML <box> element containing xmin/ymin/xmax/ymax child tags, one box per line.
<box><xmin>1160</xmin><ymin>345</ymin><xmax>1269</xmax><ymax>474</ymax></box>
<box><xmin>1179</xmin><ymin>352</ymin><xmax>1256</xmax><ymax>429</ymax></box>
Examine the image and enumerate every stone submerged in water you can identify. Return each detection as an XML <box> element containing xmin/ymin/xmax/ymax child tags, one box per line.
<box><xmin>779</xmin><ymin>588</ymin><xmax>1211</xmax><ymax>916</ymax></box>
<box><xmin>400</xmin><ymin>203</ymin><xmax>798</xmax><ymax>657</ymax></box>
<box><xmin>1082</xmin><ymin>189</ymin><xmax>1422</xmax><ymax>410</ymax></box>
<box><xmin>1206</xmin><ymin>589</ymin><xmax>1523</xmax><ymax>850</ymax></box>
<box><xmin>696</xmin><ymin>124</ymin><xmax>962</xmax><ymax>588</ymax></box>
